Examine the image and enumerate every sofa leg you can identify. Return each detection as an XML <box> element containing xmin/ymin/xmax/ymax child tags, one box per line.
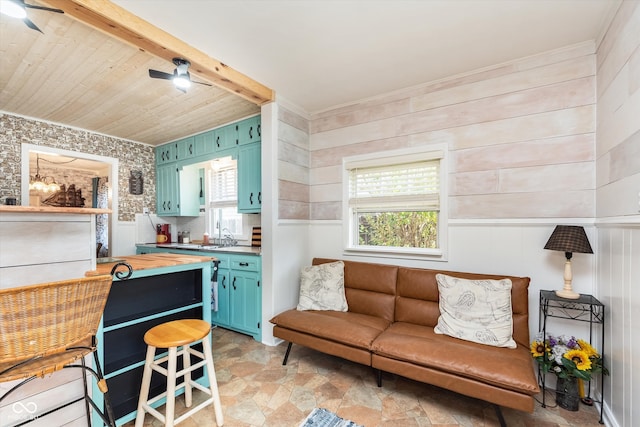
<box><xmin>493</xmin><ymin>404</ymin><xmax>506</xmax><ymax>427</ymax></box>
<box><xmin>375</xmin><ymin>369</ymin><xmax>382</xmax><ymax>387</ymax></box>
<box><xmin>282</xmin><ymin>342</ymin><xmax>293</xmax><ymax>365</ymax></box>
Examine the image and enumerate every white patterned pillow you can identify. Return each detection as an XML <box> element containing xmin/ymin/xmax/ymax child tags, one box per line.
<box><xmin>297</xmin><ymin>261</ymin><xmax>348</xmax><ymax>312</ymax></box>
<box><xmin>434</xmin><ymin>274</ymin><xmax>516</xmax><ymax>348</ymax></box>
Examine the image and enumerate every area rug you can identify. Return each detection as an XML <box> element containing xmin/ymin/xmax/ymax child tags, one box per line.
<box><xmin>300</xmin><ymin>408</ymin><xmax>363</xmax><ymax>427</ymax></box>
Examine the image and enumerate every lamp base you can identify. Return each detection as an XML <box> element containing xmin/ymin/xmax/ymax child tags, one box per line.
<box><xmin>555</xmin><ymin>289</ymin><xmax>580</xmax><ymax>299</ymax></box>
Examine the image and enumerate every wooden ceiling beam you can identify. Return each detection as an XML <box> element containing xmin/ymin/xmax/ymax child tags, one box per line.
<box><xmin>41</xmin><ymin>0</ymin><xmax>274</xmax><ymax>106</ymax></box>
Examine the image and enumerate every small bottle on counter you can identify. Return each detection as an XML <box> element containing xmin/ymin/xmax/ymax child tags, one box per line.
<box><xmin>183</xmin><ymin>231</ymin><xmax>190</xmax><ymax>244</ymax></box>
<box><xmin>203</xmin><ymin>232</ymin><xmax>210</xmax><ymax>245</ymax></box>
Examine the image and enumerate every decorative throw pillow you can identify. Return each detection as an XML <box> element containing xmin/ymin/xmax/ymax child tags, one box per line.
<box><xmin>297</xmin><ymin>261</ymin><xmax>348</xmax><ymax>312</ymax></box>
<box><xmin>434</xmin><ymin>274</ymin><xmax>516</xmax><ymax>348</ymax></box>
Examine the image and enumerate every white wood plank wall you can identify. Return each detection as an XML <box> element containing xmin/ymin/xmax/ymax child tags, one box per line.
<box><xmin>309</xmin><ymin>42</ymin><xmax>597</xmax><ymax>220</ymax></box>
<box><xmin>595</xmin><ymin>2</ymin><xmax>640</xmax><ymax>427</ymax></box>
<box><xmin>278</xmin><ymin>106</ymin><xmax>311</xmax><ymax>220</ymax></box>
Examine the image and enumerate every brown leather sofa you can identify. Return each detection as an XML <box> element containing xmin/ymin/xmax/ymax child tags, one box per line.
<box><xmin>270</xmin><ymin>258</ymin><xmax>540</xmax><ymax>421</ymax></box>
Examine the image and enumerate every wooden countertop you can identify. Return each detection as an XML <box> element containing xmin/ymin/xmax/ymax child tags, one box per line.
<box><xmin>0</xmin><ymin>205</ymin><xmax>112</xmax><ymax>214</ymax></box>
<box><xmin>86</xmin><ymin>253</ymin><xmax>217</xmax><ymax>276</ymax></box>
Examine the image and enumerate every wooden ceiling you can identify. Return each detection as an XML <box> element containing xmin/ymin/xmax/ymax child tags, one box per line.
<box><xmin>0</xmin><ymin>0</ymin><xmax>273</xmax><ymax>146</ymax></box>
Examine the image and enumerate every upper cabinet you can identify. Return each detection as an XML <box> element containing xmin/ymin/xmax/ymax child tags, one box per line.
<box><xmin>237</xmin><ymin>116</ymin><xmax>261</xmax><ymax>145</ymax></box>
<box><xmin>155</xmin><ymin>115</ymin><xmax>262</xmax><ymax>216</ymax></box>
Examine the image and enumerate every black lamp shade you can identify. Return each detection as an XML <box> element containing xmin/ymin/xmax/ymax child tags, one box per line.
<box><xmin>544</xmin><ymin>225</ymin><xmax>593</xmax><ymax>254</ymax></box>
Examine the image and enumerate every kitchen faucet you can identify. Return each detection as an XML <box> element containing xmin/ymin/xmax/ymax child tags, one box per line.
<box><xmin>221</xmin><ymin>228</ymin><xmax>237</xmax><ymax>247</ymax></box>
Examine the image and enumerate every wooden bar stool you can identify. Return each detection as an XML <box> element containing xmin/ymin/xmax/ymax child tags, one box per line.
<box><xmin>134</xmin><ymin>319</ymin><xmax>223</xmax><ymax>427</ymax></box>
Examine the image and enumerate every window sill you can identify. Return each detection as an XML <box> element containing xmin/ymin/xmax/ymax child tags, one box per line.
<box><xmin>343</xmin><ymin>246</ymin><xmax>447</xmax><ymax>262</ymax></box>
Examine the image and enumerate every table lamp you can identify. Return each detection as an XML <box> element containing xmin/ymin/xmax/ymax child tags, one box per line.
<box><xmin>544</xmin><ymin>225</ymin><xmax>593</xmax><ymax>299</ymax></box>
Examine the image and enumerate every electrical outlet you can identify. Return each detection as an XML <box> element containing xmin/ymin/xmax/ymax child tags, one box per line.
<box><xmin>143</xmin><ymin>207</ymin><xmax>149</xmax><ymax>215</ymax></box>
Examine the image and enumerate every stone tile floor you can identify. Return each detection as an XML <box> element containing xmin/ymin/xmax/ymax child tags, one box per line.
<box><xmin>125</xmin><ymin>327</ymin><xmax>603</xmax><ymax>427</ymax></box>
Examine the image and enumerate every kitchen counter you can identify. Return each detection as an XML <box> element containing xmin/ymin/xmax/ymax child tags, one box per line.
<box><xmin>0</xmin><ymin>205</ymin><xmax>111</xmax><ymax>214</ymax></box>
<box><xmin>136</xmin><ymin>243</ymin><xmax>261</xmax><ymax>256</ymax></box>
<box><xmin>86</xmin><ymin>253</ymin><xmax>217</xmax><ymax>276</ymax></box>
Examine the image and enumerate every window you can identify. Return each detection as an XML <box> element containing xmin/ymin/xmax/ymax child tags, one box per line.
<box><xmin>344</xmin><ymin>145</ymin><xmax>447</xmax><ymax>258</ymax></box>
<box><xmin>208</xmin><ymin>157</ymin><xmax>243</xmax><ymax>237</ymax></box>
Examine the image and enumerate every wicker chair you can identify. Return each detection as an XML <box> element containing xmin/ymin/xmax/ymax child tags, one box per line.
<box><xmin>0</xmin><ymin>274</ymin><xmax>116</xmax><ymax>427</ymax></box>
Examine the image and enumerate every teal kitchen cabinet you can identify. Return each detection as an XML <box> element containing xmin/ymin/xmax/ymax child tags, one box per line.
<box><xmin>155</xmin><ymin>163</ymin><xmax>200</xmax><ymax>216</ymax></box>
<box><xmin>156</xmin><ymin>144</ymin><xmax>174</xmax><ymax>165</ymax></box>
<box><xmin>212</xmin><ymin>123</ymin><xmax>239</xmax><ymax>151</ymax></box>
<box><xmin>211</xmin><ymin>254</ymin><xmax>230</xmax><ymax>326</ymax></box>
<box><xmin>194</xmin><ymin>130</ymin><xmax>215</xmax><ymax>157</ymax></box>
<box><xmin>237</xmin><ymin>115</ymin><xmax>261</xmax><ymax>145</ymax></box>
<box><xmin>156</xmin><ymin>163</ymin><xmax>178</xmax><ymax>215</ymax></box>
<box><xmin>176</xmin><ymin>136</ymin><xmax>196</xmax><ymax>160</ymax></box>
<box><xmin>237</xmin><ymin>142</ymin><xmax>261</xmax><ymax>213</ymax></box>
<box><xmin>228</xmin><ymin>255</ymin><xmax>261</xmax><ymax>339</ymax></box>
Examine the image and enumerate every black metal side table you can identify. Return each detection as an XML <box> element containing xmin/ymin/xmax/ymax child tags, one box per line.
<box><xmin>538</xmin><ymin>290</ymin><xmax>605</xmax><ymax>423</ymax></box>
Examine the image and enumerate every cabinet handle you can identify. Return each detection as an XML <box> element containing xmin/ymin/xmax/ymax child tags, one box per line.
<box><xmin>161</xmin><ymin>151</ymin><xmax>165</xmax><ymax>162</ymax></box>
<box><xmin>249</xmin><ymin>193</ymin><xmax>253</xmax><ymax>205</ymax></box>
<box><xmin>221</xmin><ymin>276</ymin><xmax>226</xmax><ymax>289</ymax></box>
<box><xmin>257</xmin><ymin>124</ymin><xmax>261</xmax><ymax>137</ymax></box>
<box><xmin>216</xmin><ymin>136</ymin><xmax>220</xmax><ymax>148</ymax></box>
<box><xmin>258</xmin><ymin>192</ymin><xmax>261</xmax><ymax>204</ymax></box>
<box><xmin>189</xmin><ymin>144</ymin><xmax>193</xmax><ymax>155</ymax></box>
<box><xmin>175</xmin><ymin>144</ymin><xmax>178</xmax><ymax>159</ymax></box>
<box><xmin>168</xmin><ymin>201</ymin><xmax>171</xmax><ymax>210</ymax></box>
<box><xmin>232</xmin><ymin>277</ymin><xmax>237</xmax><ymax>290</ymax></box>
<box><xmin>163</xmin><ymin>201</ymin><xmax>166</xmax><ymax>210</ymax></box>
<box><xmin>249</xmin><ymin>126</ymin><xmax>253</xmax><ymax>139</ymax></box>
<box><xmin>239</xmin><ymin>262</ymin><xmax>249</xmax><ymax>267</ymax></box>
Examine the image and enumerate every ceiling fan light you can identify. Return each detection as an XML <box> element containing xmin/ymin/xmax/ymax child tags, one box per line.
<box><xmin>0</xmin><ymin>0</ymin><xmax>27</xmax><ymax>19</ymax></box>
<box><xmin>173</xmin><ymin>75</ymin><xmax>191</xmax><ymax>90</ymax></box>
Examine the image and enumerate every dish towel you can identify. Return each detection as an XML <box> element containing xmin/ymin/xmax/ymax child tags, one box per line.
<box><xmin>211</xmin><ymin>280</ymin><xmax>218</xmax><ymax>312</ymax></box>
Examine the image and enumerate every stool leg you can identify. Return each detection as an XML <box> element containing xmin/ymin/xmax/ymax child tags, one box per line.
<box><xmin>203</xmin><ymin>337</ymin><xmax>224</xmax><ymax>426</ymax></box>
<box><xmin>165</xmin><ymin>346</ymin><xmax>178</xmax><ymax>427</ymax></box>
<box><xmin>182</xmin><ymin>345</ymin><xmax>193</xmax><ymax>408</ymax></box>
<box><xmin>135</xmin><ymin>345</ymin><xmax>156</xmax><ymax>427</ymax></box>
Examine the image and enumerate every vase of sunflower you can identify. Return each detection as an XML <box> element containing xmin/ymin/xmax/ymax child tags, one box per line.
<box><xmin>530</xmin><ymin>333</ymin><xmax>608</xmax><ymax>411</ymax></box>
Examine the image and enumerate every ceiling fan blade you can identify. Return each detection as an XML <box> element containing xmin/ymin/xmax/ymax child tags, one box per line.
<box><xmin>24</xmin><ymin>4</ymin><xmax>64</xmax><ymax>13</ymax></box>
<box><xmin>23</xmin><ymin>17</ymin><xmax>43</xmax><ymax>33</ymax></box>
<box><xmin>192</xmin><ymin>80</ymin><xmax>212</xmax><ymax>87</ymax></box>
<box><xmin>148</xmin><ymin>69</ymin><xmax>174</xmax><ymax>80</ymax></box>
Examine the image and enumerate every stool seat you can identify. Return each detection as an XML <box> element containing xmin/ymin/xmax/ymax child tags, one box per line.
<box><xmin>144</xmin><ymin>319</ymin><xmax>211</xmax><ymax>348</ymax></box>
<box><xmin>135</xmin><ymin>318</ymin><xmax>223</xmax><ymax>427</ymax></box>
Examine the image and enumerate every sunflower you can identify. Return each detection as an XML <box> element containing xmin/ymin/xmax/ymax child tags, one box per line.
<box><xmin>530</xmin><ymin>340</ymin><xmax>547</xmax><ymax>357</ymax></box>
<box><xmin>564</xmin><ymin>349</ymin><xmax>592</xmax><ymax>371</ymax></box>
<box><xmin>577</xmin><ymin>339</ymin><xmax>599</xmax><ymax>358</ymax></box>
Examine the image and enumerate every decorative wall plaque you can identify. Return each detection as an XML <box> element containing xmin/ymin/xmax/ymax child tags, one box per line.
<box><xmin>129</xmin><ymin>170</ymin><xmax>143</xmax><ymax>195</ymax></box>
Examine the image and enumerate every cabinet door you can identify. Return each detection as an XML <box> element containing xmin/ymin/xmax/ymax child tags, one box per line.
<box><xmin>194</xmin><ymin>131</ymin><xmax>215</xmax><ymax>157</ymax></box>
<box><xmin>212</xmin><ymin>269</ymin><xmax>230</xmax><ymax>326</ymax></box>
<box><xmin>155</xmin><ymin>144</ymin><xmax>174</xmax><ymax>165</ymax></box>
<box><xmin>177</xmin><ymin>136</ymin><xmax>196</xmax><ymax>160</ymax></box>
<box><xmin>238</xmin><ymin>116</ymin><xmax>261</xmax><ymax>145</ymax></box>
<box><xmin>178</xmin><ymin>166</ymin><xmax>200</xmax><ymax>216</ymax></box>
<box><xmin>212</xmin><ymin>123</ymin><xmax>239</xmax><ymax>151</ymax></box>
<box><xmin>156</xmin><ymin>164</ymin><xmax>178</xmax><ymax>215</ymax></box>
<box><xmin>230</xmin><ymin>271</ymin><xmax>260</xmax><ymax>335</ymax></box>
<box><xmin>237</xmin><ymin>143</ymin><xmax>261</xmax><ymax>213</ymax></box>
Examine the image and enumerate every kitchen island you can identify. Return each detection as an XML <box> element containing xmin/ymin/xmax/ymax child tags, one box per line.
<box><xmin>88</xmin><ymin>253</ymin><xmax>217</xmax><ymax>427</ymax></box>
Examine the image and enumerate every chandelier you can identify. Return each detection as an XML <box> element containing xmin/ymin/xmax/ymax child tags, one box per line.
<box><xmin>30</xmin><ymin>154</ymin><xmax>61</xmax><ymax>193</ymax></box>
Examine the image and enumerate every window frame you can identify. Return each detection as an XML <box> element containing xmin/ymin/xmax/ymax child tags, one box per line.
<box><xmin>342</xmin><ymin>144</ymin><xmax>448</xmax><ymax>261</ymax></box>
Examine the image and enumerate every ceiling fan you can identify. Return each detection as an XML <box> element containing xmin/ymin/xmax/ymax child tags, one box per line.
<box><xmin>148</xmin><ymin>58</ymin><xmax>212</xmax><ymax>93</ymax></box>
<box><xmin>0</xmin><ymin>0</ymin><xmax>63</xmax><ymax>34</ymax></box>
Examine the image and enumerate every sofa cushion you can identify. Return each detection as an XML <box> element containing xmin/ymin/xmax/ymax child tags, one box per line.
<box><xmin>270</xmin><ymin>309</ymin><xmax>391</xmax><ymax>350</ymax></box>
<box><xmin>434</xmin><ymin>274</ymin><xmax>516</xmax><ymax>348</ymax></box>
<box><xmin>297</xmin><ymin>261</ymin><xmax>348</xmax><ymax>311</ymax></box>
<box><xmin>372</xmin><ymin>322</ymin><xmax>539</xmax><ymax>395</ymax></box>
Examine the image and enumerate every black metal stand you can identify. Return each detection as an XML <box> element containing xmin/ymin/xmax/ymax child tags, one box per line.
<box><xmin>538</xmin><ymin>290</ymin><xmax>605</xmax><ymax>424</ymax></box>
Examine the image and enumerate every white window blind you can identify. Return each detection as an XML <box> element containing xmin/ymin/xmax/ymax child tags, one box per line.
<box><xmin>348</xmin><ymin>160</ymin><xmax>440</xmax><ymax>210</ymax></box>
<box><xmin>208</xmin><ymin>165</ymin><xmax>237</xmax><ymax>208</ymax></box>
